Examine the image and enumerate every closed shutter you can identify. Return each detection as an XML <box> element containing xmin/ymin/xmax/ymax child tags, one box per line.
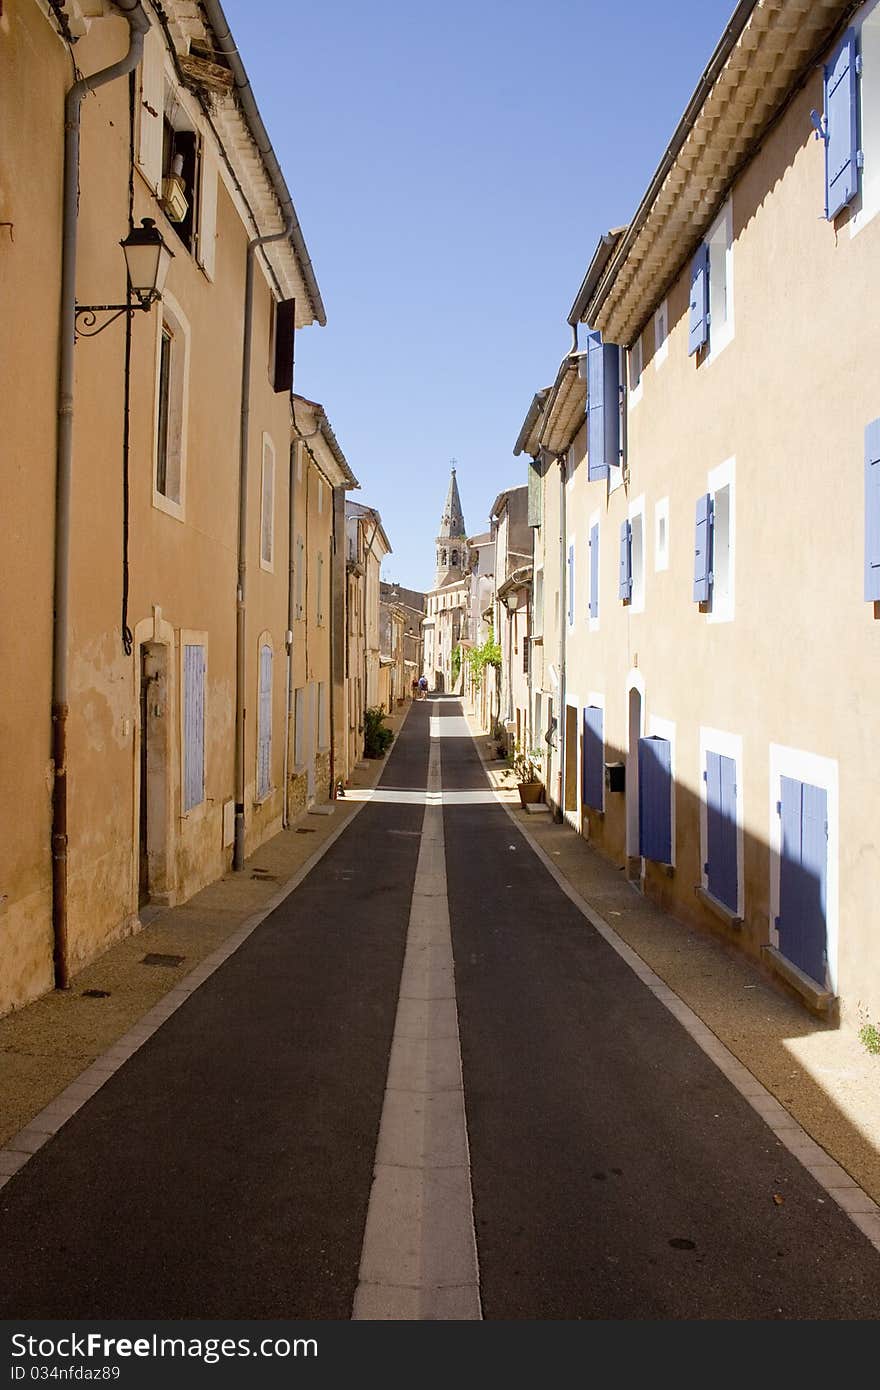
<box><xmin>865</xmin><ymin>418</ymin><xmax>880</xmax><ymax>600</ymax></box>
<box><xmin>589</xmin><ymin>523</ymin><xmax>599</xmax><ymax>619</ymax></box>
<box><xmin>693</xmin><ymin>493</ymin><xmax>714</xmax><ymax>602</ymax></box>
<box><xmin>567</xmin><ymin>543</ymin><xmax>575</xmax><ymax>625</ymax></box>
<box><xmin>618</xmin><ymin>521</ymin><xmax>632</xmax><ymax>601</ymax></box>
<box><xmin>295</xmin><ymin>536</ymin><xmax>305</xmax><ymax>619</ymax></box>
<box><xmin>527</xmin><ymin>455</ymin><xmax>543</xmax><ymax>527</ymax></box>
<box><xmin>197</xmin><ymin>145</ymin><xmax>218</xmax><ymax>280</ymax></box>
<box><xmin>823</xmin><ymin>28</ymin><xmax>860</xmax><ymax>220</ymax></box>
<box><xmin>688</xmin><ymin>242</ymin><xmax>709</xmax><ymax>355</ymax></box>
<box><xmin>257</xmin><ymin>644</ymin><xmax>272</xmax><ymax>799</ymax></box>
<box><xmin>137</xmin><ymin>28</ymin><xmax>165</xmax><ymax>193</ymax></box>
<box><xmin>705</xmin><ymin>751</ymin><xmax>737</xmax><ymax>912</ymax></box>
<box><xmin>582</xmin><ymin>705</ymin><xmax>604</xmax><ymax>811</ymax></box>
<box><xmin>272</xmin><ymin>298</ymin><xmax>296</xmax><ymax>394</ymax></box>
<box><xmin>317</xmin><ymin>553</ymin><xmax>324</xmax><ymax>624</ymax></box>
<box><xmin>183</xmin><ymin>644</ymin><xmax>205</xmax><ymax>812</ymax></box>
<box><xmin>522</xmin><ymin>635</ymin><xmax>530</xmax><ymax>675</ymax></box>
<box><xmin>638</xmin><ymin>735</ymin><xmax>672</xmax><ymax>863</ymax></box>
<box><xmin>778</xmin><ymin>777</ymin><xmax>828</xmax><ymax>986</ymax></box>
<box><xmin>587</xmin><ymin>332</ymin><xmax>619</xmax><ymax>479</ymax></box>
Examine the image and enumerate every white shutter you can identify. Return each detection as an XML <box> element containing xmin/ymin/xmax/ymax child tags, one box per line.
<box><xmin>197</xmin><ymin>145</ymin><xmax>218</xmax><ymax>280</ymax></box>
<box><xmin>183</xmin><ymin>644</ymin><xmax>205</xmax><ymax>812</ymax></box>
<box><xmin>137</xmin><ymin>28</ymin><xmax>165</xmax><ymax>193</ymax></box>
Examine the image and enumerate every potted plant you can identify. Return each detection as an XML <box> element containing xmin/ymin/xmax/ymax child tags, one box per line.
<box><xmin>509</xmin><ymin>743</ymin><xmax>544</xmax><ymax>806</ymax></box>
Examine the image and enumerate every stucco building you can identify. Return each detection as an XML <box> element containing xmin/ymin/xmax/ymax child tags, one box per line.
<box><xmin>344</xmin><ymin>501</ymin><xmax>391</xmax><ymax>772</ymax></box>
<box><xmin>422</xmin><ymin>468</ymin><xmax>471</xmax><ymax>692</ymax></box>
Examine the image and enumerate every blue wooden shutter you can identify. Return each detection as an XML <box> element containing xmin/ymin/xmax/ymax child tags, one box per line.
<box><xmin>693</xmin><ymin>493</ymin><xmax>714</xmax><ymax>602</ymax></box>
<box><xmin>257</xmin><ymin>644</ymin><xmax>272</xmax><ymax>799</ymax></box>
<box><xmin>618</xmin><ymin>520</ymin><xmax>632</xmax><ymax>600</ymax></box>
<box><xmin>183</xmin><ymin>644</ymin><xmax>205</xmax><ymax>812</ymax></box>
<box><xmin>587</xmin><ymin>331</ymin><xmax>619</xmax><ymax>479</ymax></box>
<box><xmin>567</xmin><ymin>543</ymin><xmax>575</xmax><ymax>625</ymax></box>
<box><xmin>638</xmin><ymin>735</ymin><xmax>671</xmax><ymax>863</ymax></box>
<box><xmin>823</xmin><ymin>29</ymin><xmax>860</xmax><ymax>220</ymax></box>
<box><xmin>688</xmin><ymin>242</ymin><xmax>709</xmax><ymax>355</ymax></box>
<box><xmin>778</xmin><ymin>777</ymin><xmax>828</xmax><ymax>986</ymax></box>
<box><xmin>589</xmin><ymin>523</ymin><xmax>599</xmax><ymax>619</ymax></box>
<box><xmin>706</xmin><ymin>751</ymin><xmax>737</xmax><ymax>912</ymax></box>
<box><xmin>582</xmin><ymin>705</ymin><xmax>604</xmax><ymax>811</ymax></box>
<box><xmin>865</xmin><ymin>418</ymin><xmax>880</xmax><ymax>600</ymax></box>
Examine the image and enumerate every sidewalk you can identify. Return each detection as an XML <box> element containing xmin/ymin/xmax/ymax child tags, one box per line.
<box><xmin>0</xmin><ymin>702</ymin><xmax>411</xmax><ymax>1151</ymax></box>
<box><xmin>466</xmin><ymin>710</ymin><xmax>880</xmax><ymax>1208</ymax></box>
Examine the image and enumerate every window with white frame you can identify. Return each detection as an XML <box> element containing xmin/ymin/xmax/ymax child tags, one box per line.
<box><xmin>708</xmin><ymin>459</ymin><xmax>735</xmax><ymax>623</ymax></box>
<box><xmin>707</xmin><ymin>197</ymin><xmax>734</xmax><ymax>356</ymax></box>
<box><xmin>153</xmin><ymin>295</ymin><xmax>189</xmax><ymax>516</ymax></box>
<box><xmin>849</xmin><ymin>1</ymin><xmax>880</xmax><ymax>233</ymax></box>
<box><xmin>654</xmin><ymin>299</ymin><xmax>669</xmax><ymax>367</ymax></box>
<box><xmin>260</xmin><ymin>434</ymin><xmax>275</xmax><ymax>570</ymax></box>
<box><xmin>629</xmin><ymin>496</ymin><xmax>646</xmax><ymax>613</ymax></box>
<box><xmin>655</xmin><ymin>497</ymin><xmax>670</xmax><ymax>572</ymax></box>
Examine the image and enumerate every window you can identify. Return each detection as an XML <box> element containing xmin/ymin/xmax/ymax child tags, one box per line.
<box><xmin>153</xmin><ymin>295</ymin><xmax>189</xmax><ymax>517</ymax></box>
<box><xmin>693</xmin><ymin>460</ymin><xmax>735</xmax><ymax>621</ymax></box>
<box><xmin>257</xmin><ymin>642</ymin><xmax>272</xmax><ymax>801</ymax></box>
<box><xmin>182</xmin><ymin>642</ymin><xmax>205</xmax><ymax>813</ymax></box>
<box><xmin>700</xmin><ymin>731</ymin><xmax>742</xmax><ymax>917</ymax></box>
<box><xmin>639</xmin><ymin>727</ymin><xmax>673</xmax><ymax>864</ymax></box>
<box><xmin>316</xmin><ymin>552</ymin><xmax>325</xmax><ymax>626</ymax></box>
<box><xmin>629</xmin><ymin>333</ymin><xmax>643</xmax><ymax>404</ymax></box>
<box><xmin>688</xmin><ymin>196</ymin><xmax>734</xmax><ymax>360</ymax></box>
<box><xmin>852</xmin><ymin>5</ymin><xmax>880</xmax><ymax>233</ymax></box>
<box><xmin>292</xmin><ymin>687</ymin><xmax>304</xmax><ymax>768</ymax></box>
<box><xmin>161</xmin><ymin>107</ymin><xmax>200</xmax><ymax>255</ymax></box>
<box><xmin>588</xmin><ymin>517</ymin><xmax>599</xmax><ymax>628</ymax></box>
<box><xmin>655</xmin><ymin>498</ymin><xmax>670</xmax><ymax>572</ymax></box>
<box><xmin>260</xmin><ymin>434</ymin><xmax>275</xmax><ymax>571</ymax></box>
<box><xmin>582</xmin><ymin>704</ymin><xmax>604</xmax><ymax>812</ymax></box>
<box><xmin>628</xmin><ymin>496</ymin><xmax>646</xmax><ymax>613</ymax></box>
<box><xmin>587</xmin><ymin>331</ymin><xmax>620</xmax><ymax>480</ymax></box>
<box><xmin>654</xmin><ymin>299</ymin><xmax>669</xmax><ymax>367</ymax></box>
<box><xmin>769</xmin><ymin>744</ymin><xmax>839</xmax><ymax>995</ymax></box>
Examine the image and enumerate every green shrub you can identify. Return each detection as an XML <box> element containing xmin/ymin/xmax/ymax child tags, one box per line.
<box><xmin>364</xmin><ymin>705</ymin><xmax>394</xmax><ymax>758</ymax></box>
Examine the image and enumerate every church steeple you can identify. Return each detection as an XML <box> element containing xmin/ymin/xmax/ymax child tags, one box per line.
<box><xmin>434</xmin><ymin>463</ymin><xmax>467</xmax><ymax>587</ymax></box>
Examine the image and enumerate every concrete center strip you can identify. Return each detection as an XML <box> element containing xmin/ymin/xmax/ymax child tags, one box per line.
<box><xmin>353</xmin><ymin>738</ymin><xmax>482</xmax><ymax>1320</ymax></box>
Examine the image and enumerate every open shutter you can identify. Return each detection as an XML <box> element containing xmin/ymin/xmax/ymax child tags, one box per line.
<box><xmin>865</xmin><ymin>418</ymin><xmax>880</xmax><ymax>600</ymax></box>
<box><xmin>688</xmin><ymin>242</ymin><xmax>709</xmax><ymax>355</ymax></box>
<box><xmin>778</xmin><ymin>777</ymin><xmax>828</xmax><ymax>986</ymax></box>
<box><xmin>183</xmin><ymin>644</ymin><xmax>205</xmax><ymax>812</ymax></box>
<box><xmin>257</xmin><ymin>645</ymin><xmax>272</xmax><ymax>799</ymax></box>
<box><xmin>589</xmin><ymin>523</ymin><xmax>599</xmax><ymax>619</ymax></box>
<box><xmin>706</xmin><ymin>751</ymin><xmax>737</xmax><ymax>912</ymax></box>
<box><xmin>137</xmin><ymin>28</ymin><xmax>165</xmax><ymax>193</ymax></box>
<box><xmin>567</xmin><ymin>543</ymin><xmax>575</xmax><ymax>625</ymax></box>
<box><xmin>582</xmin><ymin>705</ymin><xmax>604</xmax><ymax>811</ymax></box>
<box><xmin>823</xmin><ymin>28</ymin><xmax>860</xmax><ymax>220</ymax></box>
<box><xmin>527</xmin><ymin>455</ymin><xmax>543</xmax><ymax>527</ymax></box>
<box><xmin>693</xmin><ymin>493</ymin><xmax>714</xmax><ymax>602</ymax></box>
<box><xmin>272</xmin><ymin>298</ymin><xmax>296</xmax><ymax>393</ymax></box>
<box><xmin>197</xmin><ymin>145</ymin><xmax>218</xmax><ymax>280</ymax></box>
<box><xmin>638</xmin><ymin>735</ymin><xmax>672</xmax><ymax>863</ymax></box>
<box><xmin>587</xmin><ymin>331</ymin><xmax>619</xmax><ymax>479</ymax></box>
<box><xmin>618</xmin><ymin>521</ymin><xmax>632</xmax><ymax>601</ymax></box>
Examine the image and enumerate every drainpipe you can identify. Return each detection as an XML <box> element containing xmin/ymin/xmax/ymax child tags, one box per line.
<box><xmin>233</xmin><ymin>214</ymin><xmax>294</xmax><ymax>871</ymax></box>
<box><xmin>557</xmin><ymin>451</ymin><xmax>567</xmax><ymax>822</ymax></box>
<box><xmin>52</xmin><ymin>0</ymin><xmax>150</xmax><ymax>991</ymax></box>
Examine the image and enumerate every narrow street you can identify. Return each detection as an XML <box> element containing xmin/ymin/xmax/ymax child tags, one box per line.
<box><xmin>1</xmin><ymin>698</ymin><xmax>879</xmax><ymax>1320</ymax></box>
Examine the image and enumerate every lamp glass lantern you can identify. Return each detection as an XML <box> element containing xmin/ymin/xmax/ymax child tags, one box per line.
<box><xmin>121</xmin><ymin>217</ymin><xmax>174</xmax><ymax>308</ymax></box>
<box><xmin>504</xmin><ymin>589</ymin><xmax>519</xmax><ymax>612</ymax></box>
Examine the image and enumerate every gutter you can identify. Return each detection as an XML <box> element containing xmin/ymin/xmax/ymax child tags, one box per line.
<box><xmin>567</xmin><ymin>227</ymin><xmax>627</xmax><ymax>327</ymax></box>
<box><xmin>52</xmin><ymin>0</ymin><xmax>150</xmax><ymax>991</ymax></box>
<box><xmin>200</xmin><ymin>0</ymin><xmax>326</xmax><ymax>327</ymax></box>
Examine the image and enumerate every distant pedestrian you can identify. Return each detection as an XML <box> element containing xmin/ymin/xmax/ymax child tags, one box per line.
<box><xmin>418</xmin><ymin>675</ymin><xmax>428</xmax><ymax>700</ymax></box>
<box><xmin>411</xmin><ymin>676</ymin><xmax>419</xmax><ymax>700</ymax></box>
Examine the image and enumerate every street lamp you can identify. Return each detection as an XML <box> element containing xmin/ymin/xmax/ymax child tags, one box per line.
<box><xmin>504</xmin><ymin>589</ymin><xmax>519</xmax><ymax>611</ymax></box>
<box><xmin>74</xmin><ymin>218</ymin><xmax>173</xmax><ymax>338</ymax></box>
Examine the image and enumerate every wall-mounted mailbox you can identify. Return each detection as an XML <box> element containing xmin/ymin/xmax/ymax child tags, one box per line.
<box><xmin>605</xmin><ymin>761</ymin><xmax>625</xmax><ymax>793</ymax></box>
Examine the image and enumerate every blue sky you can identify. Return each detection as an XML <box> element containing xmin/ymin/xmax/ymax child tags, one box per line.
<box><xmin>224</xmin><ymin>0</ymin><xmax>735</xmax><ymax>591</ymax></box>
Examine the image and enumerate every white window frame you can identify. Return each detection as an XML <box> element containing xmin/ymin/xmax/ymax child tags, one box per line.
<box><xmin>179</xmin><ymin>629</ymin><xmax>207</xmax><ymax>816</ymax></box>
<box><xmin>654</xmin><ymin>497</ymin><xmax>670</xmax><ymax>572</ymax></box>
<box><xmin>586</xmin><ymin>689</ymin><xmax>606</xmax><ymax>817</ymax></box>
<box><xmin>152</xmin><ymin>291</ymin><xmax>190</xmax><ymax>521</ymax></box>
<box><xmin>851</xmin><ymin>0</ymin><xmax>880</xmax><ymax>238</ymax></box>
<box><xmin>260</xmin><ymin>433</ymin><xmax>275</xmax><ymax>572</ymax></box>
<box><xmin>628</xmin><ymin>494</ymin><xmax>646</xmax><ymax>614</ymax></box>
<box><xmin>768</xmin><ymin>744</ymin><xmax>839</xmax><ymax>994</ymax></box>
<box><xmin>706</xmin><ymin>196</ymin><xmax>735</xmax><ymax>363</ymax></box>
<box><xmin>698</xmin><ymin>727</ymin><xmax>744</xmax><ymax>918</ymax></box>
<box><xmin>648</xmin><ymin>713</ymin><xmax>676</xmax><ymax>868</ymax></box>
<box><xmin>588</xmin><ymin>510</ymin><xmax>600</xmax><ymax>633</ymax></box>
<box><xmin>654</xmin><ymin>298</ymin><xmax>669</xmax><ymax>368</ymax></box>
<box><xmin>707</xmin><ymin>457</ymin><xmax>735</xmax><ymax>624</ymax></box>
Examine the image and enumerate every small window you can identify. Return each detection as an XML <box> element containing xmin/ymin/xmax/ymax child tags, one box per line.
<box><xmin>161</xmin><ymin>112</ymin><xmax>201</xmax><ymax>255</ymax></box>
<box><xmin>655</xmin><ymin>498</ymin><xmax>670</xmax><ymax>572</ymax></box>
<box><xmin>153</xmin><ymin>298</ymin><xmax>189</xmax><ymax>516</ymax></box>
<box><xmin>260</xmin><ymin>435</ymin><xmax>275</xmax><ymax>570</ymax></box>
<box><xmin>710</xmin><ymin>483</ymin><xmax>732</xmax><ymax>620</ymax></box>
<box><xmin>156</xmin><ymin>327</ymin><xmax>173</xmax><ymax>499</ymax></box>
<box><xmin>654</xmin><ymin>299</ymin><xmax>669</xmax><ymax>367</ymax></box>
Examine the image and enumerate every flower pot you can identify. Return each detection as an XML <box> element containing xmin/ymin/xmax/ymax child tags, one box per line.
<box><xmin>518</xmin><ymin>781</ymin><xmax>544</xmax><ymax>806</ymax></box>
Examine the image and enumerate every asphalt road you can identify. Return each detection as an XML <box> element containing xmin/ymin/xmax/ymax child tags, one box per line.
<box><xmin>1</xmin><ymin>696</ymin><xmax>879</xmax><ymax>1320</ymax></box>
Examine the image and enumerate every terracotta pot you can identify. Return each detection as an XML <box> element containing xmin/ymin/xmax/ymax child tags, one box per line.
<box><xmin>518</xmin><ymin>781</ymin><xmax>544</xmax><ymax>806</ymax></box>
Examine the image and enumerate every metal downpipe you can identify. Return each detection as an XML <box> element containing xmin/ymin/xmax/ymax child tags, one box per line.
<box><xmin>52</xmin><ymin>1</ymin><xmax>150</xmax><ymax>990</ymax></box>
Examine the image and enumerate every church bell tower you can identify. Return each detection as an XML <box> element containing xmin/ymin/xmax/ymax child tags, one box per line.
<box><xmin>435</xmin><ymin>465</ymin><xmax>467</xmax><ymax>588</ymax></box>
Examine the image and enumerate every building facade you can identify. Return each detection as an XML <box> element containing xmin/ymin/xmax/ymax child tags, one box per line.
<box><xmin>422</xmin><ymin>468</ymin><xmax>471</xmax><ymax>692</ymax></box>
<box><xmin>344</xmin><ymin>502</ymin><xmax>391</xmax><ymax>772</ymax></box>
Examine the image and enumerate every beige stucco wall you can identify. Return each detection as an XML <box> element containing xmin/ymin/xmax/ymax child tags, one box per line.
<box><xmin>557</xmin><ymin>57</ymin><xmax>880</xmax><ymax>1023</ymax></box>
